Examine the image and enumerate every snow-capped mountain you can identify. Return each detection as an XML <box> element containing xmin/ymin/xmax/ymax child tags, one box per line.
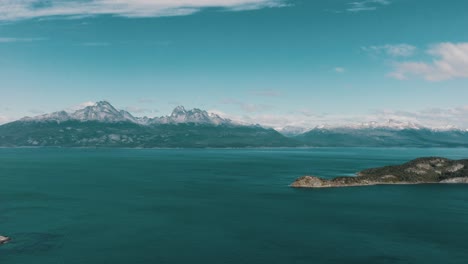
<box><xmin>1</xmin><ymin>102</ymin><xmax>292</xmax><ymax>148</ymax></box>
<box><xmin>71</xmin><ymin>101</ymin><xmax>137</xmax><ymax>123</ymax></box>
<box><xmin>21</xmin><ymin>101</ymin><xmax>135</xmax><ymax>123</ymax></box>
<box><xmin>151</xmin><ymin>106</ymin><xmax>231</xmax><ymax>125</ymax></box>
<box><xmin>21</xmin><ymin>110</ymin><xmax>72</xmax><ymax>123</ymax></box>
<box><xmin>20</xmin><ymin>101</ymin><xmax>232</xmax><ymax>126</ymax></box>
<box><xmin>276</xmin><ymin>126</ymin><xmax>310</xmax><ymax>137</ymax></box>
<box><xmin>290</xmin><ymin>117</ymin><xmax>468</xmax><ymax>147</ymax></box>
<box><xmin>344</xmin><ymin>119</ymin><xmax>423</xmax><ymax>130</ymax></box>
<box><xmin>4</xmin><ymin>101</ymin><xmax>468</xmax><ymax>148</ymax></box>
<box><xmin>304</xmin><ymin>119</ymin><xmax>428</xmax><ymax>132</ymax></box>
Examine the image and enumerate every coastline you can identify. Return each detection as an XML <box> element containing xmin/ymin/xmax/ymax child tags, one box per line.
<box><xmin>290</xmin><ymin>157</ymin><xmax>468</xmax><ymax>189</ymax></box>
<box><xmin>289</xmin><ymin>180</ymin><xmax>457</xmax><ymax>189</ymax></box>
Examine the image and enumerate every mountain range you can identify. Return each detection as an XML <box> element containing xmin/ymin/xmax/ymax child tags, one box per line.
<box><xmin>20</xmin><ymin>101</ymin><xmax>232</xmax><ymax>126</ymax></box>
<box><xmin>0</xmin><ymin>101</ymin><xmax>292</xmax><ymax>148</ymax></box>
<box><xmin>1</xmin><ymin>101</ymin><xmax>467</xmax><ymax>148</ymax></box>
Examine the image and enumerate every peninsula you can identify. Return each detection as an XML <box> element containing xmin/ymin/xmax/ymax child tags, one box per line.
<box><xmin>291</xmin><ymin>157</ymin><xmax>468</xmax><ymax>188</ymax></box>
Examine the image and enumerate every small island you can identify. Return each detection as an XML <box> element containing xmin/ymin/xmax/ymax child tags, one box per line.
<box><xmin>291</xmin><ymin>157</ymin><xmax>468</xmax><ymax>188</ymax></box>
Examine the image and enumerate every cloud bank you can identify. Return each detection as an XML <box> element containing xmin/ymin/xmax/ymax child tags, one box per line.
<box><xmin>0</xmin><ymin>0</ymin><xmax>286</xmax><ymax>21</ymax></box>
<box><xmin>210</xmin><ymin>105</ymin><xmax>468</xmax><ymax>130</ymax></box>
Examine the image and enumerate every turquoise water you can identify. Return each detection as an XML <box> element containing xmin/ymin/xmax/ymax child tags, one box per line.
<box><xmin>1</xmin><ymin>148</ymin><xmax>468</xmax><ymax>264</ymax></box>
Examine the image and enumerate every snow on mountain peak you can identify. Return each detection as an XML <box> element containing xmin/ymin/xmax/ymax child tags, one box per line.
<box><xmin>19</xmin><ymin>102</ymin><xmax>232</xmax><ymax>126</ymax></box>
<box><xmin>71</xmin><ymin>101</ymin><xmax>136</xmax><ymax>122</ymax></box>
<box><xmin>171</xmin><ymin>106</ymin><xmax>187</xmax><ymax>116</ymax></box>
<box><xmin>153</xmin><ymin>106</ymin><xmax>231</xmax><ymax>125</ymax></box>
<box><xmin>21</xmin><ymin>101</ymin><xmax>136</xmax><ymax>123</ymax></box>
<box><xmin>21</xmin><ymin>110</ymin><xmax>71</xmax><ymax>122</ymax></box>
<box><xmin>350</xmin><ymin>119</ymin><xmax>423</xmax><ymax>130</ymax></box>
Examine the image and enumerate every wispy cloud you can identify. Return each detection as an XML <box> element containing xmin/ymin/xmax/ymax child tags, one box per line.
<box><xmin>0</xmin><ymin>0</ymin><xmax>287</xmax><ymax>21</ymax></box>
<box><xmin>347</xmin><ymin>0</ymin><xmax>391</xmax><ymax>12</ymax></box>
<box><xmin>0</xmin><ymin>37</ymin><xmax>44</xmax><ymax>43</ymax></box>
<box><xmin>66</xmin><ymin>101</ymin><xmax>96</xmax><ymax>112</ymax></box>
<box><xmin>82</xmin><ymin>42</ymin><xmax>110</xmax><ymax>47</ymax></box>
<box><xmin>125</xmin><ymin>106</ymin><xmax>159</xmax><ymax>115</ymax></box>
<box><xmin>389</xmin><ymin>42</ymin><xmax>468</xmax><ymax>81</ymax></box>
<box><xmin>362</xmin><ymin>44</ymin><xmax>417</xmax><ymax>57</ymax></box>
<box><xmin>334</xmin><ymin>67</ymin><xmax>345</xmax><ymax>73</ymax></box>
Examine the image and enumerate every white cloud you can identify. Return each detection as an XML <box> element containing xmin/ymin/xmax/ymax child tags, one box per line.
<box><xmin>67</xmin><ymin>101</ymin><xmax>96</xmax><ymax>112</ymax></box>
<box><xmin>363</xmin><ymin>44</ymin><xmax>417</xmax><ymax>57</ymax></box>
<box><xmin>347</xmin><ymin>0</ymin><xmax>390</xmax><ymax>12</ymax></box>
<box><xmin>0</xmin><ymin>0</ymin><xmax>287</xmax><ymax>21</ymax></box>
<box><xmin>125</xmin><ymin>106</ymin><xmax>159</xmax><ymax>115</ymax></box>
<box><xmin>390</xmin><ymin>42</ymin><xmax>468</xmax><ymax>81</ymax></box>
<box><xmin>334</xmin><ymin>67</ymin><xmax>345</xmax><ymax>73</ymax></box>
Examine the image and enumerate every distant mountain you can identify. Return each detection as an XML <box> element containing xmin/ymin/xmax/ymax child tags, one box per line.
<box><xmin>0</xmin><ymin>101</ymin><xmax>297</xmax><ymax>148</ymax></box>
<box><xmin>293</xmin><ymin>127</ymin><xmax>468</xmax><ymax>147</ymax></box>
<box><xmin>20</xmin><ymin>101</ymin><xmax>231</xmax><ymax>126</ymax></box>
<box><xmin>150</xmin><ymin>106</ymin><xmax>231</xmax><ymax>126</ymax></box>
<box><xmin>276</xmin><ymin>126</ymin><xmax>309</xmax><ymax>137</ymax></box>
<box><xmin>343</xmin><ymin>119</ymin><xmax>424</xmax><ymax>130</ymax></box>
<box><xmin>2</xmin><ymin>101</ymin><xmax>468</xmax><ymax>148</ymax></box>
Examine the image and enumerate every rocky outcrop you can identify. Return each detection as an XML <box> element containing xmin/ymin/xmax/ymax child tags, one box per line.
<box><xmin>290</xmin><ymin>176</ymin><xmax>332</xmax><ymax>188</ymax></box>
<box><xmin>0</xmin><ymin>235</ymin><xmax>10</xmax><ymax>245</ymax></box>
<box><xmin>440</xmin><ymin>177</ymin><xmax>468</xmax><ymax>184</ymax></box>
<box><xmin>291</xmin><ymin>157</ymin><xmax>468</xmax><ymax>188</ymax></box>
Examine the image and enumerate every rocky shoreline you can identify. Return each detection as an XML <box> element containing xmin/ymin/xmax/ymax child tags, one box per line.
<box><xmin>291</xmin><ymin>157</ymin><xmax>468</xmax><ymax>188</ymax></box>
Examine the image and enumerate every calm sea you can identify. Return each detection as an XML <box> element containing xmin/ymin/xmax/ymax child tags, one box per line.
<box><xmin>1</xmin><ymin>148</ymin><xmax>468</xmax><ymax>264</ymax></box>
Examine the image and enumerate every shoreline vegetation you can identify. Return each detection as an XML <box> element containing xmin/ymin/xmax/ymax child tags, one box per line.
<box><xmin>291</xmin><ymin>157</ymin><xmax>468</xmax><ymax>188</ymax></box>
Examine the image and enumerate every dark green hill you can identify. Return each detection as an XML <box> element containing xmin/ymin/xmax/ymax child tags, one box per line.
<box><xmin>293</xmin><ymin>128</ymin><xmax>468</xmax><ymax>147</ymax></box>
<box><xmin>0</xmin><ymin>121</ymin><xmax>298</xmax><ymax>148</ymax></box>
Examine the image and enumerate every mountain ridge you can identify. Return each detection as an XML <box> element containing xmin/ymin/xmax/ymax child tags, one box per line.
<box><xmin>11</xmin><ymin>101</ymin><xmax>468</xmax><ymax>133</ymax></box>
<box><xmin>2</xmin><ymin>101</ymin><xmax>468</xmax><ymax>148</ymax></box>
<box><xmin>0</xmin><ymin>101</ymin><xmax>296</xmax><ymax>148</ymax></box>
<box><xmin>20</xmin><ymin>101</ymin><xmax>233</xmax><ymax>126</ymax></box>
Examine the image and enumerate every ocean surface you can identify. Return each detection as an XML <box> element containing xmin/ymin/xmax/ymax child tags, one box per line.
<box><xmin>1</xmin><ymin>148</ymin><xmax>468</xmax><ymax>264</ymax></box>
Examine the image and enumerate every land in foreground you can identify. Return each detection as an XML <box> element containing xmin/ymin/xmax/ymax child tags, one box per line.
<box><xmin>291</xmin><ymin>157</ymin><xmax>468</xmax><ymax>188</ymax></box>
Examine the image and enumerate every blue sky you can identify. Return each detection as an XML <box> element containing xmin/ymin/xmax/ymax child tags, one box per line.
<box><xmin>0</xmin><ymin>0</ymin><xmax>468</xmax><ymax>129</ymax></box>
